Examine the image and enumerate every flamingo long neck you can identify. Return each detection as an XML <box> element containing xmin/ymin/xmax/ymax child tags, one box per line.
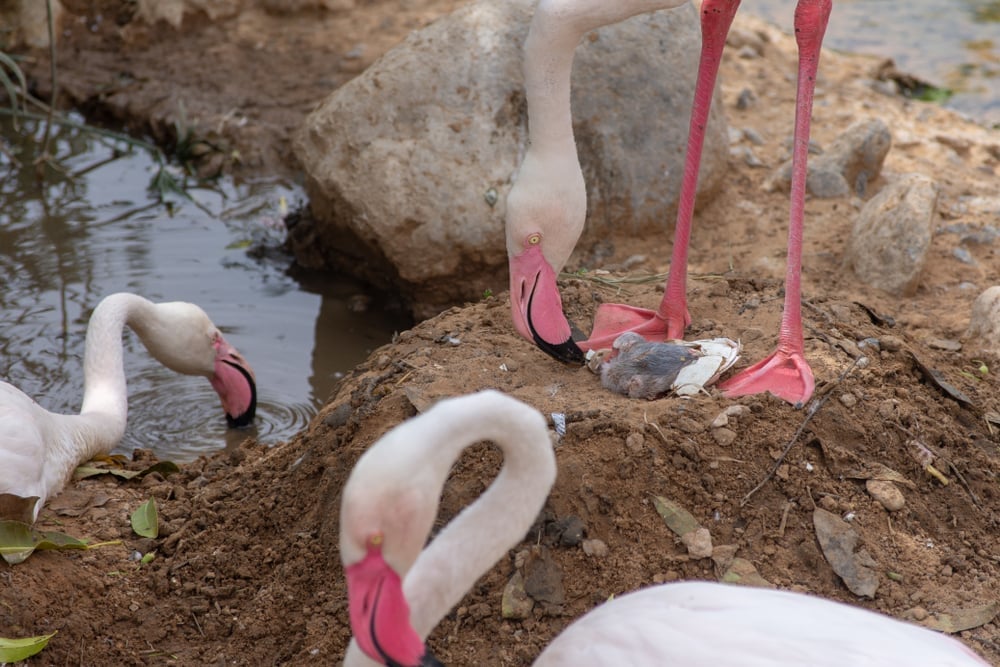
<box><xmin>523</xmin><ymin>1</ymin><xmax>687</xmax><ymax>157</ymax></box>
<box><xmin>45</xmin><ymin>294</ymin><xmax>159</xmax><ymax>493</ymax></box>
<box><xmin>402</xmin><ymin>398</ymin><xmax>557</xmax><ymax>641</ymax></box>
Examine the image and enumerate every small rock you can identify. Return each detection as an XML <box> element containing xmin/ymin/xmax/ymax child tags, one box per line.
<box><xmin>964</xmin><ymin>286</ymin><xmax>1000</xmax><ymax>356</ymax></box>
<box><xmin>712</xmin><ymin>427</ymin><xmax>737</xmax><ymax>447</ymax></box>
<box><xmin>879</xmin><ymin>335</ymin><xmax>904</xmax><ymax>352</ymax></box>
<box><xmin>845</xmin><ymin>173</ymin><xmax>939</xmax><ymax>296</ymax></box>
<box><xmin>766</xmin><ymin>118</ymin><xmax>891</xmax><ymax>198</ymax></box>
<box><xmin>839</xmin><ymin>393</ymin><xmax>858</xmax><ymax>408</ymax></box>
<box><xmin>908</xmin><ymin>606</ymin><xmax>929</xmax><ymax>622</ymax></box>
<box><xmin>866</xmin><ymin>479</ymin><xmax>906</xmax><ymax>512</ymax></box>
<box><xmin>681</xmin><ymin>527</ymin><xmax>713</xmax><ymax>559</ymax></box>
<box><xmin>735</xmin><ymin>87</ymin><xmax>757</xmax><ymax>110</ymax></box>
<box><xmin>927</xmin><ymin>337</ymin><xmax>962</xmax><ymax>352</ymax></box>
<box><xmin>581</xmin><ymin>538</ymin><xmax>609</xmax><ymax>558</ymax></box>
<box><xmin>625</xmin><ymin>432</ymin><xmax>645</xmax><ymax>454</ymax></box>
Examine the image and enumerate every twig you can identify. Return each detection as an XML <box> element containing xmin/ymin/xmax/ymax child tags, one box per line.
<box><xmin>36</xmin><ymin>0</ymin><xmax>58</xmax><ymax>171</ymax></box>
<box><xmin>740</xmin><ymin>355</ymin><xmax>866</xmax><ymax>507</ymax></box>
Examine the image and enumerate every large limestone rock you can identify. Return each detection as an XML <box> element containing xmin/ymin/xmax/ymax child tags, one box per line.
<box><xmin>292</xmin><ymin>0</ymin><xmax>728</xmax><ymax>319</ymax></box>
<box><xmin>844</xmin><ymin>173</ymin><xmax>939</xmax><ymax>297</ymax></box>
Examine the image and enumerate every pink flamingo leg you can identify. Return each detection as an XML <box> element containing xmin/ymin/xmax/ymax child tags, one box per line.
<box><xmin>718</xmin><ymin>0</ymin><xmax>832</xmax><ymax>407</ymax></box>
<box><xmin>583</xmin><ymin>0</ymin><xmax>742</xmax><ymax>352</ymax></box>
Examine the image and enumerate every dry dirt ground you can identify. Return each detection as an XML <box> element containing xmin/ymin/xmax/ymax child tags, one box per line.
<box><xmin>4</xmin><ymin>1</ymin><xmax>1000</xmax><ymax>665</ymax></box>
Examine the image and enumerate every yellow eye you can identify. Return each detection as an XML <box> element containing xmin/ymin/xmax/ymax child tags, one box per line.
<box><xmin>527</xmin><ymin>234</ymin><xmax>541</xmax><ymax>246</ymax></box>
<box><xmin>368</xmin><ymin>532</ymin><xmax>383</xmax><ymax>547</ymax></box>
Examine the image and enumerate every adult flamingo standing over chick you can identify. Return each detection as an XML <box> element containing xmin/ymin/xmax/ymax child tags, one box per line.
<box><xmin>339</xmin><ymin>390</ymin><xmax>989</xmax><ymax>666</ymax></box>
<box><xmin>0</xmin><ymin>292</ymin><xmax>257</xmax><ymax>523</ymax></box>
<box><xmin>506</xmin><ymin>0</ymin><xmax>831</xmax><ymax>405</ymax></box>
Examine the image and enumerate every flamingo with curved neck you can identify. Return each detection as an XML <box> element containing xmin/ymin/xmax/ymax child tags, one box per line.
<box><xmin>506</xmin><ymin>0</ymin><xmax>831</xmax><ymax>406</ymax></box>
<box><xmin>340</xmin><ymin>390</ymin><xmax>988</xmax><ymax>666</ymax></box>
<box><xmin>0</xmin><ymin>292</ymin><xmax>257</xmax><ymax>523</ymax></box>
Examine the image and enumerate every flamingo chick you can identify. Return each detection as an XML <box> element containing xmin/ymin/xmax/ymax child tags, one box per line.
<box><xmin>0</xmin><ymin>292</ymin><xmax>257</xmax><ymax>523</ymax></box>
<box><xmin>594</xmin><ymin>331</ymin><xmax>740</xmax><ymax>398</ymax></box>
<box><xmin>339</xmin><ymin>390</ymin><xmax>988</xmax><ymax>666</ymax></box>
<box><xmin>506</xmin><ymin>0</ymin><xmax>830</xmax><ymax>406</ymax></box>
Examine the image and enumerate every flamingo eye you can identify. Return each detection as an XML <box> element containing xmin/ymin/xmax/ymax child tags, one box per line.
<box><xmin>527</xmin><ymin>233</ymin><xmax>541</xmax><ymax>246</ymax></box>
<box><xmin>368</xmin><ymin>532</ymin><xmax>384</xmax><ymax>548</ymax></box>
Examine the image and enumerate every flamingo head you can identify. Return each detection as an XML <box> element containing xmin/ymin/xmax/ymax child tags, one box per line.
<box><xmin>504</xmin><ymin>153</ymin><xmax>586</xmax><ymax>365</ymax></box>
<box><xmin>508</xmin><ymin>239</ymin><xmax>585</xmax><ymax>364</ymax></box>
<box><xmin>132</xmin><ymin>302</ymin><xmax>257</xmax><ymax>428</ymax></box>
<box><xmin>343</xmin><ymin>537</ymin><xmax>442</xmax><ymax>667</ymax></box>
<box><xmin>340</xmin><ymin>456</ymin><xmax>443</xmax><ymax>667</ymax></box>
<box><xmin>208</xmin><ymin>332</ymin><xmax>257</xmax><ymax>428</ymax></box>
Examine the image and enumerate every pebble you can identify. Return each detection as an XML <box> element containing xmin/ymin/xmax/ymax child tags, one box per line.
<box><xmin>625</xmin><ymin>432</ymin><xmax>645</xmax><ymax>454</ymax></box>
<box><xmin>712</xmin><ymin>427</ymin><xmax>737</xmax><ymax>447</ymax></box>
<box><xmin>681</xmin><ymin>527</ymin><xmax>713</xmax><ymax>559</ymax></box>
<box><xmin>866</xmin><ymin>479</ymin><xmax>906</xmax><ymax>512</ymax></box>
<box><xmin>581</xmin><ymin>538</ymin><xmax>609</xmax><ymax>558</ymax></box>
<box><xmin>839</xmin><ymin>393</ymin><xmax>858</xmax><ymax>408</ymax></box>
<box><xmin>964</xmin><ymin>286</ymin><xmax>1000</xmax><ymax>356</ymax></box>
<box><xmin>879</xmin><ymin>335</ymin><xmax>904</xmax><ymax>352</ymax></box>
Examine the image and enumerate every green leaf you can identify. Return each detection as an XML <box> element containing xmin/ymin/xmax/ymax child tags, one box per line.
<box><xmin>0</xmin><ymin>520</ymin><xmax>37</xmax><ymax>565</ymax></box>
<box><xmin>0</xmin><ymin>521</ymin><xmax>88</xmax><ymax>565</ymax></box>
<box><xmin>130</xmin><ymin>498</ymin><xmax>159</xmax><ymax>538</ymax></box>
<box><xmin>652</xmin><ymin>495</ymin><xmax>702</xmax><ymax>537</ymax></box>
<box><xmin>0</xmin><ymin>632</ymin><xmax>57</xmax><ymax>662</ymax></box>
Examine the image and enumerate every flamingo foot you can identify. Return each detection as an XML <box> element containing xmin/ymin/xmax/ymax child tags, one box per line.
<box><xmin>718</xmin><ymin>347</ymin><xmax>815</xmax><ymax>407</ymax></box>
<box><xmin>580</xmin><ymin>302</ymin><xmax>691</xmax><ymax>352</ymax></box>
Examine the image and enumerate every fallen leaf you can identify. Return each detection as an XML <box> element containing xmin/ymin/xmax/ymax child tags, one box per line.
<box><xmin>130</xmin><ymin>498</ymin><xmax>159</xmax><ymax>539</ymax></box>
<box><xmin>719</xmin><ymin>557</ymin><xmax>775</xmax><ymax>588</ymax></box>
<box><xmin>652</xmin><ymin>496</ymin><xmax>701</xmax><ymax>536</ymax></box>
<box><xmin>501</xmin><ymin>571</ymin><xmax>533</xmax><ymax>620</ymax></box>
<box><xmin>813</xmin><ymin>508</ymin><xmax>879</xmax><ymax>598</ymax></box>
<box><xmin>923</xmin><ymin>602</ymin><xmax>1000</xmax><ymax>634</ymax></box>
<box><xmin>522</xmin><ymin>548</ymin><xmax>565</xmax><ymax>606</ymax></box>
<box><xmin>0</xmin><ymin>632</ymin><xmax>57</xmax><ymax>662</ymax></box>
<box><xmin>0</xmin><ymin>521</ymin><xmax>88</xmax><ymax>565</ymax></box>
<box><xmin>74</xmin><ymin>460</ymin><xmax>180</xmax><ymax>481</ymax></box>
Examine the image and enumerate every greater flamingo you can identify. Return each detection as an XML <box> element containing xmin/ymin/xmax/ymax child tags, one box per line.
<box><xmin>339</xmin><ymin>390</ymin><xmax>988</xmax><ymax>666</ymax></box>
<box><xmin>505</xmin><ymin>0</ymin><xmax>830</xmax><ymax>405</ymax></box>
<box><xmin>0</xmin><ymin>292</ymin><xmax>257</xmax><ymax>523</ymax></box>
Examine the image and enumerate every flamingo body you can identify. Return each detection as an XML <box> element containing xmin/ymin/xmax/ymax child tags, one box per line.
<box><xmin>536</xmin><ymin>582</ymin><xmax>987</xmax><ymax>666</ymax></box>
<box><xmin>339</xmin><ymin>390</ymin><xmax>987</xmax><ymax>666</ymax></box>
<box><xmin>0</xmin><ymin>292</ymin><xmax>256</xmax><ymax>522</ymax></box>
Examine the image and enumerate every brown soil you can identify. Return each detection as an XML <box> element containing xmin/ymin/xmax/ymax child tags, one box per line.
<box><xmin>5</xmin><ymin>1</ymin><xmax>1000</xmax><ymax>665</ymax></box>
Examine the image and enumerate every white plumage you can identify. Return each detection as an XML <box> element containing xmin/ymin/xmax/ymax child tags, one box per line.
<box><xmin>0</xmin><ymin>292</ymin><xmax>256</xmax><ymax>523</ymax></box>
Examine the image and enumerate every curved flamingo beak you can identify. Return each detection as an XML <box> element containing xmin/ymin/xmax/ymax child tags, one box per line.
<box><xmin>345</xmin><ymin>547</ymin><xmax>443</xmax><ymax>667</ymax></box>
<box><xmin>509</xmin><ymin>246</ymin><xmax>584</xmax><ymax>364</ymax></box>
<box><xmin>210</xmin><ymin>335</ymin><xmax>257</xmax><ymax>427</ymax></box>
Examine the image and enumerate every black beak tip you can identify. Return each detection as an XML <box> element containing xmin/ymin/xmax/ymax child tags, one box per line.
<box><xmin>540</xmin><ymin>336</ymin><xmax>586</xmax><ymax>365</ymax></box>
<box><xmin>420</xmin><ymin>651</ymin><xmax>445</xmax><ymax>667</ymax></box>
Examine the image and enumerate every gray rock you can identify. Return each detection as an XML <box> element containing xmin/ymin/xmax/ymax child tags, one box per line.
<box><xmin>964</xmin><ymin>286</ymin><xmax>1000</xmax><ymax>356</ymax></box>
<box><xmin>844</xmin><ymin>173</ymin><xmax>939</xmax><ymax>296</ymax></box>
<box><xmin>291</xmin><ymin>0</ymin><xmax>726</xmax><ymax>319</ymax></box>
<box><xmin>767</xmin><ymin>118</ymin><xmax>891</xmax><ymax>199</ymax></box>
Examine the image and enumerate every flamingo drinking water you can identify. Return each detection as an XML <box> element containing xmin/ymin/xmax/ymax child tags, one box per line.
<box><xmin>0</xmin><ymin>292</ymin><xmax>257</xmax><ymax>523</ymax></box>
<box><xmin>506</xmin><ymin>0</ymin><xmax>831</xmax><ymax>405</ymax></box>
<box><xmin>339</xmin><ymin>390</ymin><xmax>988</xmax><ymax>666</ymax></box>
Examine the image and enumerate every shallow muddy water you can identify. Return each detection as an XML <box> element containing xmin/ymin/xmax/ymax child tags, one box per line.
<box><xmin>0</xmin><ymin>115</ymin><xmax>409</xmax><ymax>462</ymax></box>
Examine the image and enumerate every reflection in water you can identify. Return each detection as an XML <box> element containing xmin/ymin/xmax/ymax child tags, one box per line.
<box><xmin>746</xmin><ymin>0</ymin><xmax>999</xmax><ymax>125</ymax></box>
<box><xmin>0</xmin><ymin>114</ymin><xmax>409</xmax><ymax>462</ymax></box>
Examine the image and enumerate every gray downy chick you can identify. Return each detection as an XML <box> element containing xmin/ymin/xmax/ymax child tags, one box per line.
<box><xmin>600</xmin><ymin>332</ymin><xmax>699</xmax><ymax>399</ymax></box>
